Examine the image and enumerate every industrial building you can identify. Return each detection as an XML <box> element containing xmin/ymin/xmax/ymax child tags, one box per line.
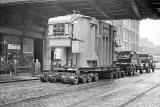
<box><xmin>106</xmin><ymin>20</ymin><xmax>139</xmax><ymax>52</ymax></box>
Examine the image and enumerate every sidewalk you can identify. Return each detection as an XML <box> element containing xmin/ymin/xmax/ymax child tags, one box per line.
<box><xmin>0</xmin><ymin>73</ymin><xmax>39</xmax><ymax>83</ymax></box>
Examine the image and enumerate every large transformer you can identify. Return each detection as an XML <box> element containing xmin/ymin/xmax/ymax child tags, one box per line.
<box><xmin>40</xmin><ymin>14</ymin><xmax>123</xmax><ymax>85</ymax></box>
<box><xmin>47</xmin><ymin>13</ymin><xmax>116</xmax><ymax>68</ymax></box>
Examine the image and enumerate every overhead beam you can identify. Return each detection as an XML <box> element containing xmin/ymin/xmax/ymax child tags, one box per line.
<box><xmin>28</xmin><ymin>9</ymin><xmax>48</xmax><ymax>20</ymax></box>
<box><xmin>0</xmin><ymin>26</ymin><xmax>43</xmax><ymax>39</ymax></box>
<box><xmin>129</xmin><ymin>0</ymin><xmax>141</xmax><ymax>19</ymax></box>
<box><xmin>0</xmin><ymin>0</ymin><xmax>88</xmax><ymax>4</ymax></box>
<box><xmin>88</xmin><ymin>0</ymin><xmax>111</xmax><ymax>19</ymax></box>
<box><xmin>0</xmin><ymin>0</ymin><xmax>57</xmax><ymax>4</ymax></box>
<box><xmin>55</xmin><ymin>1</ymin><xmax>71</xmax><ymax>14</ymax></box>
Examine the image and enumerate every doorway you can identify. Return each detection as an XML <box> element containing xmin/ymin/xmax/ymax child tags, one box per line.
<box><xmin>34</xmin><ymin>39</ymin><xmax>43</xmax><ymax>69</ymax></box>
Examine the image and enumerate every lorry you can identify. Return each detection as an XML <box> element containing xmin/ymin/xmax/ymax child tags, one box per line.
<box><xmin>139</xmin><ymin>54</ymin><xmax>155</xmax><ymax>73</ymax></box>
<box><xmin>115</xmin><ymin>51</ymin><xmax>143</xmax><ymax>76</ymax></box>
<box><xmin>40</xmin><ymin>13</ymin><xmax>124</xmax><ymax>84</ymax></box>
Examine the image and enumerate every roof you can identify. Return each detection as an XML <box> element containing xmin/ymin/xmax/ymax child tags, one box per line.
<box><xmin>48</xmin><ymin>14</ymin><xmax>92</xmax><ymax>24</ymax></box>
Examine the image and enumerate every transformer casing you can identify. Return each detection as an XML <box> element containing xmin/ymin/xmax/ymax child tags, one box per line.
<box><xmin>47</xmin><ymin>14</ymin><xmax>116</xmax><ymax>68</ymax></box>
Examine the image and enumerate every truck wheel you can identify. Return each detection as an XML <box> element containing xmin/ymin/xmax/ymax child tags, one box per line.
<box><xmin>118</xmin><ymin>71</ymin><xmax>121</xmax><ymax>78</ymax></box>
<box><xmin>152</xmin><ymin>68</ymin><xmax>155</xmax><ymax>72</ymax></box>
<box><xmin>146</xmin><ymin>68</ymin><xmax>150</xmax><ymax>73</ymax></box>
<box><xmin>140</xmin><ymin>69</ymin><xmax>143</xmax><ymax>74</ymax></box>
<box><xmin>149</xmin><ymin>68</ymin><xmax>151</xmax><ymax>73</ymax></box>
<box><xmin>121</xmin><ymin>72</ymin><xmax>125</xmax><ymax>78</ymax></box>
<box><xmin>128</xmin><ymin>71</ymin><xmax>132</xmax><ymax>76</ymax></box>
<box><xmin>132</xmin><ymin>70</ymin><xmax>135</xmax><ymax>75</ymax></box>
<box><xmin>93</xmin><ymin>73</ymin><xmax>99</xmax><ymax>81</ymax></box>
<box><xmin>114</xmin><ymin>72</ymin><xmax>118</xmax><ymax>79</ymax></box>
<box><xmin>127</xmin><ymin>66</ymin><xmax>132</xmax><ymax>76</ymax></box>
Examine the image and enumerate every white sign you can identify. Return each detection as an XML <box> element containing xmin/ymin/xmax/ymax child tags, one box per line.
<box><xmin>8</xmin><ymin>44</ymin><xmax>20</xmax><ymax>50</ymax></box>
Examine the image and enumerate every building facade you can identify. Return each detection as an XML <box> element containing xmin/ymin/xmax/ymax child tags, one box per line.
<box><xmin>139</xmin><ymin>38</ymin><xmax>160</xmax><ymax>55</ymax></box>
<box><xmin>106</xmin><ymin>20</ymin><xmax>139</xmax><ymax>52</ymax></box>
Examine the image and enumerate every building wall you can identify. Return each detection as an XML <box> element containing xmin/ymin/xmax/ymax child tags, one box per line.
<box><xmin>105</xmin><ymin>19</ymin><xmax>139</xmax><ymax>52</ymax></box>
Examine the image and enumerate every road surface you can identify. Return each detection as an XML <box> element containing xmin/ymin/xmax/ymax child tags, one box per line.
<box><xmin>1</xmin><ymin>70</ymin><xmax>160</xmax><ymax>107</ymax></box>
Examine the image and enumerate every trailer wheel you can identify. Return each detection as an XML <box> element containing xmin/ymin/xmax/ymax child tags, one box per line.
<box><xmin>109</xmin><ymin>73</ymin><xmax>113</xmax><ymax>79</ymax></box>
<box><xmin>86</xmin><ymin>75</ymin><xmax>92</xmax><ymax>83</ymax></box>
<box><xmin>40</xmin><ymin>74</ymin><xmax>48</xmax><ymax>82</ymax></box>
<box><xmin>114</xmin><ymin>72</ymin><xmax>118</xmax><ymax>79</ymax></box>
<box><xmin>48</xmin><ymin>75</ymin><xmax>57</xmax><ymax>83</ymax></box>
<box><xmin>93</xmin><ymin>73</ymin><xmax>99</xmax><ymax>81</ymax></box>
<box><xmin>71</xmin><ymin>76</ymin><xmax>79</xmax><ymax>85</ymax></box>
<box><xmin>40</xmin><ymin>75</ymin><xmax>45</xmax><ymax>82</ymax></box>
<box><xmin>79</xmin><ymin>75</ymin><xmax>87</xmax><ymax>83</ymax></box>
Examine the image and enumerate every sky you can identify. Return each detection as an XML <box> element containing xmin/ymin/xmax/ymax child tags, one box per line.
<box><xmin>140</xmin><ymin>19</ymin><xmax>160</xmax><ymax>46</ymax></box>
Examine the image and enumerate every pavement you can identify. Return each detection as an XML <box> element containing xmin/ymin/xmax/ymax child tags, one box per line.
<box><xmin>0</xmin><ymin>73</ymin><xmax>39</xmax><ymax>83</ymax></box>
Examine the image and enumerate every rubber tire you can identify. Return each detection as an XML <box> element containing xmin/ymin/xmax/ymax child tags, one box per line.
<box><xmin>86</xmin><ymin>75</ymin><xmax>92</xmax><ymax>83</ymax></box>
<box><xmin>40</xmin><ymin>75</ymin><xmax>45</xmax><ymax>82</ymax></box>
<box><xmin>48</xmin><ymin>75</ymin><xmax>57</xmax><ymax>83</ymax></box>
<box><xmin>121</xmin><ymin>72</ymin><xmax>125</xmax><ymax>78</ymax></box>
<box><xmin>152</xmin><ymin>68</ymin><xmax>155</xmax><ymax>72</ymax></box>
<box><xmin>146</xmin><ymin>68</ymin><xmax>150</xmax><ymax>73</ymax></box>
<box><xmin>93</xmin><ymin>73</ymin><xmax>99</xmax><ymax>81</ymax></box>
<box><xmin>40</xmin><ymin>75</ymin><xmax>48</xmax><ymax>82</ymax></box>
<box><xmin>71</xmin><ymin>77</ymin><xmax>79</xmax><ymax>85</ymax></box>
<box><xmin>127</xmin><ymin>66</ymin><xmax>132</xmax><ymax>76</ymax></box>
<box><xmin>114</xmin><ymin>72</ymin><xmax>118</xmax><ymax>79</ymax></box>
<box><xmin>82</xmin><ymin>76</ymin><xmax>87</xmax><ymax>83</ymax></box>
<box><xmin>128</xmin><ymin>71</ymin><xmax>132</xmax><ymax>76</ymax></box>
<box><xmin>140</xmin><ymin>69</ymin><xmax>143</xmax><ymax>74</ymax></box>
<box><xmin>109</xmin><ymin>73</ymin><xmax>114</xmax><ymax>79</ymax></box>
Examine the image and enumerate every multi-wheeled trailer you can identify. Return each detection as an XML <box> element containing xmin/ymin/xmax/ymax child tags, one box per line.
<box><xmin>40</xmin><ymin>66</ymin><xmax>125</xmax><ymax>85</ymax></box>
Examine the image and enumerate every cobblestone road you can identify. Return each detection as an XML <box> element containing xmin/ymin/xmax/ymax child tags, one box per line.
<box><xmin>1</xmin><ymin>70</ymin><xmax>160</xmax><ymax>107</ymax></box>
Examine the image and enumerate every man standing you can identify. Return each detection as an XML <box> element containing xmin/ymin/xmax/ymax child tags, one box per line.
<box><xmin>29</xmin><ymin>59</ymin><xmax>35</xmax><ymax>77</ymax></box>
<box><xmin>35</xmin><ymin>59</ymin><xmax>41</xmax><ymax>75</ymax></box>
<box><xmin>0</xmin><ymin>57</ymin><xmax>8</xmax><ymax>74</ymax></box>
<box><xmin>13</xmin><ymin>59</ymin><xmax>19</xmax><ymax>75</ymax></box>
<box><xmin>0</xmin><ymin>58</ymin><xmax>5</xmax><ymax>74</ymax></box>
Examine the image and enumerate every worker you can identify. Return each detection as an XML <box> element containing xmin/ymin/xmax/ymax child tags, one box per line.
<box><xmin>29</xmin><ymin>59</ymin><xmax>35</xmax><ymax>77</ymax></box>
<box><xmin>13</xmin><ymin>59</ymin><xmax>19</xmax><ymax>75</ymax></box>
<box><xmin>0</xmin><ymin>57</ymin><xmax>5</xmax><ymax>74</ymax></box>
<box><xmin>35</xmin><ymin>59</ymin><xmax>41</xmax><ymax>75</ymax></box>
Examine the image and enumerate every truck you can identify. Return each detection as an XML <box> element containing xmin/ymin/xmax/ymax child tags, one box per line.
<box><xmin>139</xmin><ymin>54</ymin><xmax>155</xmax><ymax>73</ymax></box>
<box><xmin>40</xmin><ymin>13</ymin><xmax>124</xmax><ymax>84</ymax></box>
<box><xmin>115</xmin><ymin>51</ymin><xmax>143</xmax><ymax>76</ymax></box>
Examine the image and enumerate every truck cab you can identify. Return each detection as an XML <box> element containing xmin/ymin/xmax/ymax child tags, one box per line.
<box><xmin>139</xmin><ymin>54</ymin><xmax>155</xmax><ymax>73</ymax></box>
<box><xmin>115</xmin><ymin>51</ymin><xmax>142</xmax><ymax>76</ymax></box>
